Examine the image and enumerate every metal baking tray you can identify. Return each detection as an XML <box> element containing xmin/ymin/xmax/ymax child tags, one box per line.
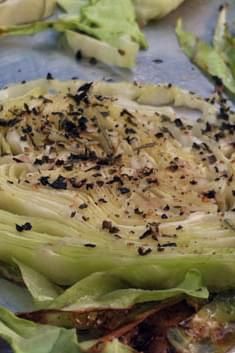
<box><xmin>0</xmin><ymin>0</ymin><xmax>234</xmax><ymax>351</ymax></box>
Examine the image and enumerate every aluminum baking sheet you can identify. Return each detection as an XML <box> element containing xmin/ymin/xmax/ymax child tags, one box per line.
<box><xmin>1</xmin><ymin>0</ymin><xmax>234</xmax><ymax>94</ymax></box>
<box><xmin>0</xmin><ymin>0</ymin><xmax>234</xmax><ymax>351</ymax></box>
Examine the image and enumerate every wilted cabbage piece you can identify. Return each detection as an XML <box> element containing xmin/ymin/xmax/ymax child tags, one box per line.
<box><xmin>176</xmin><ymin>5</ymin><xmax>235</xmax><ymax>96</ymax></box>
<box><xmin>168</xmin><ymin>293</ymin><xmax>235</xmax><ymax>353</ymax></box>
<box><xmin>0</xmin><ymin>0</ymin><xmax>56</xmax><ymax>26</ymax></box>
<box><xmin>0</xmin><ymin>79</ymin><xmax>234</xmax><ymax>352</ymax></box>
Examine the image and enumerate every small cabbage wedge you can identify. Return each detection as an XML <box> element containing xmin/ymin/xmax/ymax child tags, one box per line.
<box><xmin>133</xmin><ymin>0</ymin><xmax>186</xmax><ymax>24</ymax></box>
<box><xmin>0</xmin><ymin>79</ymin><xmax>234</xmax><ymax>352</ymax></box>
<box><xmin>176</xmin><ymin>5</ymin><xmax>235</xmax><ymax>96</ymax></box>
<box><xmin>0</xmin><ymin>0</ymin><xmax>56</xmax><ymax>26</ymax></box>
<box><xmin>57</xmin><ymin>0</ymin><xmax>186</xmax><ymax>25</ymax></box>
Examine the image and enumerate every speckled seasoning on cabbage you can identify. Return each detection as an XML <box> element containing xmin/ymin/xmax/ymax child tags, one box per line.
<box><xmin>0</xmin><ymin>79</ymin><xmax>234</xmax><ymax>353</ymax></box>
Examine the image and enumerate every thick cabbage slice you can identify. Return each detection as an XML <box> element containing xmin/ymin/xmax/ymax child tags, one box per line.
<box><xmin>0</xmin><ymin>0</ymin><xmax>56</xmax><ymax>26</ymax></box>
<box><xmin>0</xmin><ymin>79</ymin><xmax>234</xmax><ymax>352</ymax></box>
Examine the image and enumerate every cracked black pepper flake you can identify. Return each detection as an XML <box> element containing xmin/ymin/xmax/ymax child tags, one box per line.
<box><xmin>78</xmin><ymin>116</ymin><xmax>88</xmax><ymax>131</ymax></box>
<box><xmin>106</xmin><ymin>176</ymin><xmax>123</xmax><ymax>185</ymax></box>
<box><xmin>70</xmin><ymin>178</ymin><xmax>87</xmax><ymax>189</ymax></box>
<box><xmin>79</xmin><ymin>203</ymin><xmax>88</xmax><ymax>209</ymax></box>
<box><xmin>161</xmin><ymin>242</ymin><xmax>177</xmax><ymax>248</ymax></box>
<box><xmin>138</xmin><ymin>247</ymin><xmax>152</xmax><ymax>256</ymax></box>
<box><xmin>84</xmin><ymin>243</ymin><xmax>96</xmax><ymax>248</ymax></box>
<box><xmin>102</xmin><ymin>220</ymin><xmax>120</xmax><ymax>234</ymax></box>
<box><xmin>50</xmin><ymin>175</ymin><xmax>67</xmax><ymax>190</ymax></box>
<box><xmin>13</xmin><ymin>157</ymin><xmax>24</xmax><ymax>163</ymax></box>
<box><xmin>153</xmin><ymin>59</ymin><xmax>163</xmax><ymax>64</ymax></box>
<box><xmin>0</xmin><ymin>118</ymin><xmax>20</xmax><ymax>127</ymax></box>
<box><xmin>134</xmin><ymin>208</ymin><xmax>143</xmax><ymax>215</ymax></box>
<box><xmin>39</xmin><ymin>176</ymin><xmax>50</xmax><ymax>186</ymax></box>
<box><xmin>98</xmin><ymin>198</ymin><xmax>107</xmax><ymax>203</ymax></box>
<box><xmin>125</xmin><ymin>128</ymin><xmax>136</xmax><ymax>134</ymax></box>
<box><xmin>190</xmin><ymin>180</ymin><xmax>197</xmax><ymax>185</ymax></box>
<box><xmin>161</xmin><ymin>214</ymin><xmax>168</xmax><ymax>219</ymax></box>
<box><xmin>72</xmin><ymin>82</ymin><xmax>93</xmax><ymax>105</ymax></box>
<box><xmin>70</xmin><ymin>211</ymin><xmax>76</xmax><ymax>218</ymax></box>
<box><xmin>139</xmin><ymin>227</ymin><xmax>153</xmax><ymax>239</ymax></box>
<box><xmin>118</xmin><ymin>187</ymin><xmax>130</xmax><ymax>194</ymax></box>
<box><xmin>75</xmin><ymin>50</ymin><xmax>83</xmax><ymax>61</ymax></box>
<box><xmin>96</xmin><ymin>180</ymin><xmax>104</xmax><ymax>187</ymax></box>
<box><xmin>174</xmin><ymin>118</ymin><xmax>183</xmax><ymax>128</ymax></box>
<box><xmin>89</xmin><ymin>57</ymin><xmax>97</xmax><ymax>65</ymax></box>
<box><xmin>167</xmin><ymin>164</ymin><xmax>178</xmax><ymax>172</ymax></box>
<box><xmin>176</xmin><ymin>225</ymin><xmax>183</xmax><ymax>230</ymax></box>
<box><xmin>34</xmin><ymin>155</ymin><xmax>50</xmax><ymax>165</ymax></box>
<box><xmin>208</xmin><ymin>155</ymin><xmax>217</xmax><ymax>164</ymax></box>
<box><xmin>192</xmin><ymin>142</ymin><xmax>201</xmax><ymax>150</ymax></box>
<box><xmin>155</xmin><ymin>132</ymin><xmax>164</xmax><ymax>139</ymax></box>
<box><xmin>203</xmin><ymin>190</ymin><xmax>216</xmax><ymax>199</ymax></box>
<box><xmin>16</xmin><ymin>222</ymin><xmax>32</xmax><ymax>232</ymax></box>
<box><xmin>46</xmin><ymin>72</ymin><xmax>54</xmax><ymax>80</ymax></box>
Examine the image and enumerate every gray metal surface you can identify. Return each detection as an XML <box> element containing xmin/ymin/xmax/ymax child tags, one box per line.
<box><xmin>0</xmin><ymin>0</ymin><xmax>234</xmax><ymax>352</ymax></box>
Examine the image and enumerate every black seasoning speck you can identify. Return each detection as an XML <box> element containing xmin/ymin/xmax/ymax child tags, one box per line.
<box><xmin>174</xmin><ymin>118</ymin><xmax>183</xmax><ymax>128</ymax></box>
<box><xmin>50</xmin><ymin>175</ymin><xmax>67</xmax><ymax>190</ymax></box>
<box><xmin>176</xmin><ymin>225</ymin><xmax>183</xmax><ymax>230</ymax></box>
<box><xmin>119</xmin><ymin>187</ymin><xmax>130</xmax><ymax>194</ymax></box>
<box><xmin>138</xmin><ymin>247</ymin><xmax>152</xmax><ymax>256</ymax></box>
<box><xmin>161</xmin><ymin>214</ymin><xmax>168</xmax><ymax>219</ymax></box>
<box><xmin>139</xmin><ymin>227</ymin><xmax>153</xmax><ymax>239</ymax></box>
<box><xmin>39</xmin><ymin>176</ymin><xmax>50</xmax><ymax>186</ymax></box>
<box><xmin>16</xmin><ymin>222</ymin><xmax>32</xmax><ymax>232</ymax></box>
<box><xmin>153</xmin><ymin>59</ymin><xmax>163</xmax><ymax>64</ymax></box>
<box><xmin>46</xmin><ymin>72</ymin><xmax>54</xmax><ymax>80</ymax></box>
<box><xmin>155</xmin><ymin>132</ymin><xmax>164</xmax><ymax>139</ymax></box>
<box><xmin>79</xmin><ymin>203</ymin><xmax>88</xmax><ymax>209</ymax></box>
<box><xmin>84</xmin><ymin>243</ymin><xmax>96</xmax><ymax>248</ymax></box>
<box><xmin>203</xmin><ymin>190</ymin><xmax>216</xmax><ymax>199</ymax></box>
<box><xmin>76</xmin><ymin>50</ymin><xmax>83</xmax><ymax>61</ymax></box>
<box><xmin>190</xmin><ymin>180</ymin><xmax>197</xmax><ymax>185</ymax></box>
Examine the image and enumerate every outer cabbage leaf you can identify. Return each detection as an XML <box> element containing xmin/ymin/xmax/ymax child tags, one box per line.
<box><xmin>0</xmin><ymin>306</ymin><xmax>80</xmax><ymax>353</ymax></box>
<box><xmin>18</xmin><ymin>270</ymin><xmax>207</xmax><ymax>328</ymax></box>
<box><xmin>15</xmin><ymin>260</ymin><xmax>62</xmax><ymax>307</ymax></box>
<box><xmin>176</xmin><ymin>19</ymin><xmax>235</xmax><ymax>94</ymax></box>
<box><xmin>213</xmin><ymin>5</ymin><xmax>235</xmax><ymax>79</ymax></box>
<box><xmin>0</xmin><ymin>0</ymin><xmax>56</xmax><ymax>26</ymax></box>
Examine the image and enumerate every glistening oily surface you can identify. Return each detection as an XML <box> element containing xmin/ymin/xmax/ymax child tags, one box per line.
<box><xmin>0</xmin><ymin>1</ymin><xmax>234</xmax><ymax>353</ymax></box>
